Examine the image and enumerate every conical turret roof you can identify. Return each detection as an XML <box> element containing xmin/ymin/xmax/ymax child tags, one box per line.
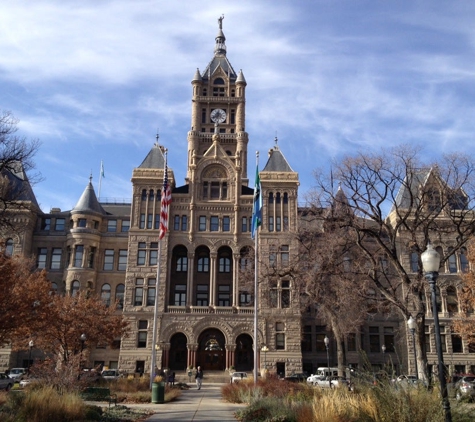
<box><xmin>138</xmin><ymin>143</ymin><xmax>166</xmax><ymax>169</ymax></box>
<box><xmin>72</xmin><ymin>177</ymin><xmax>106</xmax><ymax>214</ymax></box>
<box><xmin>262</xmin><ymin>143</ymin><xmax>294</xmax><ymax>172</ymax></box>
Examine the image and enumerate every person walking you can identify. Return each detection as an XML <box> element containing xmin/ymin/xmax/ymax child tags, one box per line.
<box><xmin>195</xmin><ymin>366</ymin><xmax>203</xmax><ymax>390</ymax></box>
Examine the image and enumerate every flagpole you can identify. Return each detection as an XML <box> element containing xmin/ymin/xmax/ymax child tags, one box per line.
<box><xmin>253</xmin><ymin>151</ymin><xmax>259</xmax><ymax>384</ymax></box>
<box><xmin>150</xmin><ymin>149</ymin><xmax>170</xmax><ymax>390</ymax></box>
<box><xmin>150</xmin><ymin>240</ymin><xmax>162</xmax><ymax>389</ymax></box>
<box><xmin>98</xmin><ymin>160</ymin><xmax>104</xmax><ymax>199</ymax></box>
<box><xmin>253</xmin><ymin>214</ymin><xmax>259</xmax><ymax>384</ymax></box>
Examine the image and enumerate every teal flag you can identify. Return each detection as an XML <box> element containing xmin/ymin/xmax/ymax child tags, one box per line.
<box><xmin>251</xmin><ymin>164</ymin><xmax>262</xmax><ymax>239</ymax></box>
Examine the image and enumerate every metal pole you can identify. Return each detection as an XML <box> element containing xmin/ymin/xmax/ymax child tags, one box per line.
<box><xmin>78</xmin><ymin>334</ymin><xmax>86</xmax><ymax>380</ymax></box>
<box><xmin>253</xmin><ymin>152</ymin><xmax>260</xmax><ymax>385</ymax></box>
<box><xmin>324</xmin><ymin>336</ymin><xmax>330</xmax><ymax>389</ymax></box>
<box><xmin>150</xmin><ymin>240</ymin><xmax>162</xmax><ymax>389</ymax></box>
<box><xmin>28</xmin><ymin>342</ymin><xmax>33</xmax><ymax>375</ymax></box>
<box><xmin>427</xmin><ymin>272</ymin><xmax>452</xmax><ymax>422</ymax></box>
<box><xmin>411</xmin><ymin>329</ymin><xmax>418</xmax><ymax>380</ymax></box>
<box><xmin>253</xmin><ymin>222</ymin><xmax>259</xmax><ymax>384</ymax></box>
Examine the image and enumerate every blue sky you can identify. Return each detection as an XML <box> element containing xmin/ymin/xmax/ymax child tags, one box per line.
<box><xmin>1</xmin><ymin>1</ymin><xmax>474</xmax><ymax>212</ymax></box>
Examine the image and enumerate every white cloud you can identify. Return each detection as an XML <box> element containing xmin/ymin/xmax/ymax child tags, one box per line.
<box><xmin>1</xmin><ymin>0</ymin><xmax>474</xmax><ymax>211</ymax></box>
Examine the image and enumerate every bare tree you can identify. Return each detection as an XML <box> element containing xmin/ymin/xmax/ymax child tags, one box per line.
<box><xmin>0</xmin><ymin>110</ymin><xmax>41</xmax><ymax>229</ymax></box>
<box><xmin>311</xmin><ymin>145</ymin><xmax>475</xmax><ymax>382</ymax></box>
<box><xmin>296</xmin><ymin>202</ymin><xmax>381</xmax><ymax>375</ymax></box>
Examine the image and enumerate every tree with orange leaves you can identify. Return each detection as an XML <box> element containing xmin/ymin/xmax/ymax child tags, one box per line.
<box><xmin>12</xmin><ymin>291</ymin><xmax>128</xmax><ymax>363</ymax></box>
<box><xmin>0</xmin><ymin>249</ymin><xmax>128</xmax><ymax>363</ymax></box>
<box><xmin>452</xmin><ymin>240</ymin><xmax>475</xmax><ymax>346</ymax></box>
<box><xmin>0</xmin><ymin>251</ymin><xmax>52</xmax><ymax>346</ymax></box>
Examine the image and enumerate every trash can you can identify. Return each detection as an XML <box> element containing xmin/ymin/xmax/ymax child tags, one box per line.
<box><xmin>151</xmin><ymin>381</ymin><xmax>165</xmax><ymax>404</ymax></box>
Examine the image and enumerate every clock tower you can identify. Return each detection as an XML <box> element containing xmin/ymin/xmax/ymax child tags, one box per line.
<box><xmin>187</xmin><ymin>16</ymin><xmax>249</xmax><ymax>187</ymax></box>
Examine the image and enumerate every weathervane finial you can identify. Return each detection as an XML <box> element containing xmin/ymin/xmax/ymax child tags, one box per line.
<box><xmin>218</xmin><ymin>15</ymin><xmax>224</xmax><ymax>29</ymax></box>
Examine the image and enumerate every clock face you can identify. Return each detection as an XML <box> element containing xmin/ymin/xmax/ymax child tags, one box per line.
<box><xmin>210</xmin><ymin>108</ymin><xmax>227</xmax><ymax>123</ymax></box>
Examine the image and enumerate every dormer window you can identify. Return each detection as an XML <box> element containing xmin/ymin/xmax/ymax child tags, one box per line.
<box><xmin>427</xmin><ymin>188</ymin><xmax>441</xmax><ymax>212</ymax></box>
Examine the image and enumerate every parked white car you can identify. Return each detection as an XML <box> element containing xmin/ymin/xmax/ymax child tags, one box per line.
<box><xmin>307</xmin><ymin>375</ymin><xmax>349</xmax><ymax>389</ymax></box>
<box><xmin>19</xmin><ymin>377</ymin><xmax>40</xmax><ymax>388</ymax></box>
<box><xmin>230</xmin><ymin>372</ymin><xmax>248</xmax><ymax>383</ymax></box>
<box><xmin>8</xmin><ymin>368</ymin><xmax>26</xmax><ymax>382</ymax></box>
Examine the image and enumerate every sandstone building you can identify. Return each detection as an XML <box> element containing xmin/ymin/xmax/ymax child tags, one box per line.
<box><xmin>2</xmin><ymin>20</ymin><xmax>475</xmax><ymax>379</ymax></box>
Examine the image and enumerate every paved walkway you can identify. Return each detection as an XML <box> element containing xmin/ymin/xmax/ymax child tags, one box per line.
<box><xmin>123</xmin><ymin>383</ymin><xmax>245</xmax><ymax>421</ymax></box>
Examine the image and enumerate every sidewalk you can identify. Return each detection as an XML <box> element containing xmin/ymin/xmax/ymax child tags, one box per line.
<box><xmin>122</xmin><ymin>383</ymin><xmax>245</xmax><ymax>422</ymax></box>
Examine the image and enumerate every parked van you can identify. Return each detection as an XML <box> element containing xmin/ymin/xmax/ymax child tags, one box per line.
<box><xmin>307</xmin><ymin>367</ymin><xmax>339</xmax><ymax>385</ymax></box>
<box><xmin>315</xmin><ymin>367</ymin><xmax>339</xmax><ymax>378</ymax></box>
<box><xmin>101</xmin><ymin>369</ymin><xmax>120</xmax><ymax>380</ymax></box>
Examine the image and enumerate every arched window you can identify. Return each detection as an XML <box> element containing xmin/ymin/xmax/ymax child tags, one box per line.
<box><xmin>71</xmin><ymin>280</ymin><xmax>80</xmax><ymax>297</ymax></box>
<box><xmin>141</xmin><ymin>189</ymin><xmax>147</xmax><ymax>201</ymax></box>
<box><xmin>202</xmin><ymin>165</ymin><xmax>228</xmax><ymax>200</ymax></box>
<box><xmin>5</xmin><ymin>238</ymin><xmax>13</xmax><ymax>256</ymax></box>
<box><xmin>219</xmin><ymin>257</ymin><xmax>231</xmax><ymax>273</ymax></box>
<box><xmin>268</xmin><ymin>192</ymin><xmax>274</xmax><ymax>204</ymax></box>
<box><xmin>116</xmin><ymin>284</ymin><xmax>125</xmax><ymax>309</ymax></box>
<box><xmin>410</xmin><ymin>249</ymin><xmax>419</xmax><ymax>272</ymax></box>
<box><xmin>149</xmin><ymin>189</ymin><xmax>154</xmax><ymax>201</ymax></box>
<box><xmin>435</xmin><ymin>286</ymin><xmax>442</xmax><ymax>313</ymax></box>
<box><xmin>446</xmin><ymin>286</ymin><xmax>458</xmax><ymax>313</ymax></box>
<box><xmin>276</xmin><ymin>192</ymin><xmax>281</xmax><ymax>204</ymax></box>
<box><xmin>198</xmin><ymin>257</ymin><xmax>209</xmax><ymax>272</ymax></box>
<box><xmin>436</xmin><ymin>246</ymin><xmax>444</xmax><ymax>273</ymax></box>
<box><xmin>448</xmin><ymin>247</ymin><xmax>457</xmax><ymax>273</ymax></box>
<box><xmin>460</xmin><ymin>248</ymin><xmax>469</xmax><ymax>273</ymax></box>
<box><xmin>101</xmin><ymin>283</ymin><xmax>111</xmax><ymax>307</ymax></box>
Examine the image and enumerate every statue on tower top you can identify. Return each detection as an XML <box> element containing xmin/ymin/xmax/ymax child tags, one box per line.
<box><xmin>218</xmin><ymin>15</ymin><xmax>224</xmax><ymax>29</ymax></box>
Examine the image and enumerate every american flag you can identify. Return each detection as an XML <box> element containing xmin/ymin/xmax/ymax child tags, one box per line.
<box><xmin>159</xmin><ymin>160</ymin><xmax>171</xmax><ymax>240</ymax></box>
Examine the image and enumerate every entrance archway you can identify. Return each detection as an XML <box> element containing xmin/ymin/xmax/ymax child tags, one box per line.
<box><xmin>196</xmin><ymin>329</ymin><xmax>225</xmax><ymax>371</ymax></box>
<box><xmin>235</xmin><ymin>334</ymin><xmax>253</xmax><ymax>371</ymax></box>
<box><xmin>169</xmin><ymin>333</ymin><xmax>188</xmax><ymax>371</ymax></box>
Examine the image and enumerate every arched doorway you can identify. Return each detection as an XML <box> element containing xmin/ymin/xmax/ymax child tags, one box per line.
<box><xmin>169</xmin><ymin>333</ymin><xmax>188</xmax><ymax>371</ymax></box>
<box><xmin>196</xmin><ymin>329</ymin><xmax>225</xmax><ymax>371</ymax></box>
<box><xmin>235</xmin><ymin>334</ymin><xmax>253</xmax><ymax>371</ymax></box>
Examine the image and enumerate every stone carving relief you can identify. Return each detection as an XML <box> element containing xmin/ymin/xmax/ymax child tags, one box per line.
<box><xmin>203</xmin><ymin>166</ymin><xmax>226</xmax><ymax>179</ymax></box>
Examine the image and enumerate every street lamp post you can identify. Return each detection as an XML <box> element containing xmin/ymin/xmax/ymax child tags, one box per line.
<box><xmin>407</xmin><ymin>316</ymin><xmax>418</xmax><ymax>380</ymax></box>
<box><xmin>422</xmin><ymin>243</ymin><xmax>452</xmax><ymax>422</ymax></box>
<box><xmin>381</xmin><ymin>344</ymin><xmax>386</xmax><ymax>373</ymax></box>
<box><xmin>78</xmin><ymin>333</ymin><xmax>87</xmax><ymax>379</ymax></box>
<box><xmin>28</xmin><ymin>340</ymin><xmax>34</xmax><ymax>375</ymax></box>
<box><xmin>261</xmin><ymin>346</ymin><xmax>269</xmax><ymax>371</ymax></box>
<box><xmin>324</xmin><ymin>336</ymin><xmax>331</xmax><ymax>388</ymax></box>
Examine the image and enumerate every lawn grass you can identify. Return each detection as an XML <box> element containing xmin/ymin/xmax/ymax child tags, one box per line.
<box><xmin>0</xmin><ymin>378</ymin><xmax>182</xmax><ymax>421</ymax></box>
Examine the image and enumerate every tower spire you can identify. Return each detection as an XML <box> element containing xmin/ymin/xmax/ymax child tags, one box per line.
<box><xmin>215</xmin><ymin>15</ymin><xmax>226</xmax><ymax>56</ymax></box>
